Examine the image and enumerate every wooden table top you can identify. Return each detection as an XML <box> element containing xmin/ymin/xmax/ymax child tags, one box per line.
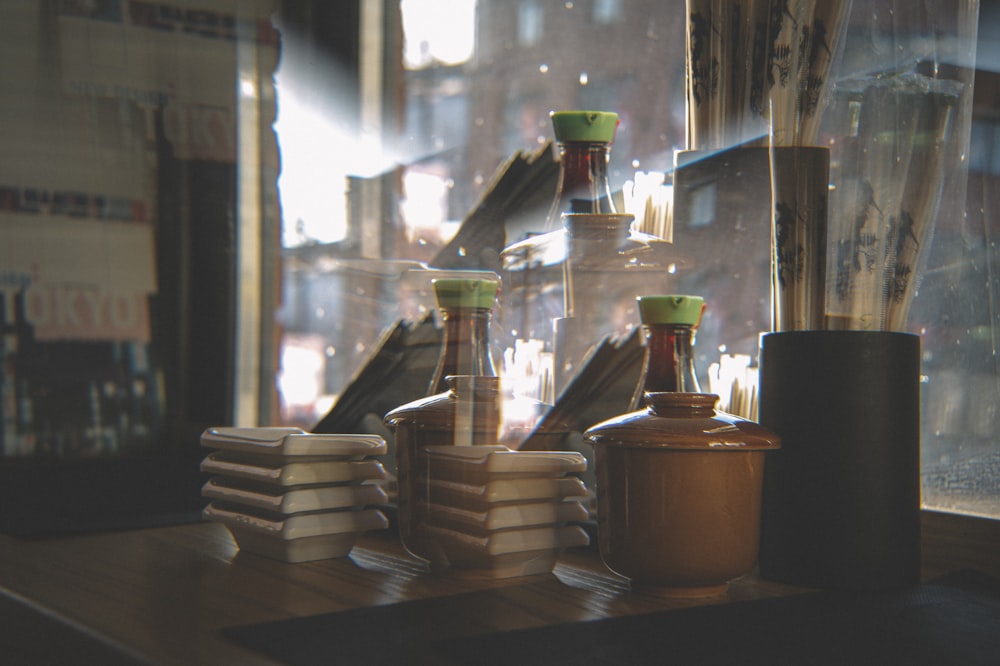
<box><xmin>1</xmin><ymin>510</ymin><xmax>997</xmax><ymax>665</ymax></box>
<box><xmin>0</xmin><ymin>521</ymin><xmax>807</xmax><ymax>665</ymax></box>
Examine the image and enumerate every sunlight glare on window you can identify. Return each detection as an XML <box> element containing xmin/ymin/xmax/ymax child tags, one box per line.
<box><xmin>400</xmin><ymin>169</ymin><xmax>453</xmax><ymax>243</ymax></box>
<box><xmin>402</xmin><ymin>0</ymin><xmax>477</xmax><ymax>69</ymax></box>
<box><xmin>274</xmin><ymin>89</ymin><xmax>350</xmax><ymax>247</ymax></box>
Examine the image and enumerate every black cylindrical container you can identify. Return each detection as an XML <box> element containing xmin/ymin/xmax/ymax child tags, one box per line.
<box><xmin>757</xmin><ymin>330</ymin><xmax>921</xmax><ymax>590</ymax></box>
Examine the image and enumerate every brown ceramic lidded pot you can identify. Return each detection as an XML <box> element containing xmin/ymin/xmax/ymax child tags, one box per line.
<box><xmin>584</xmin><ymin>392</ymin><xmax>780</xmax><ymax>597</ymax></box>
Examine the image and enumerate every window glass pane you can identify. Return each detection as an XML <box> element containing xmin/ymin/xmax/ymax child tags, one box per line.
<box><xmin>518</xmin><ymin>1</ymin><xmax>545</xmax><ymax>47</ymax></box>
<box><xmin>274</xmin><ymin>0</ymin><xmax>999</xmax><ymax>519</ymax></box>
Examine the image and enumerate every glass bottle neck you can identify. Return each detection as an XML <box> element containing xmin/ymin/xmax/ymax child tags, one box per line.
<box><xmin>546</xmin><ymin>140</ymin><xmax>616</xmax><ymax>230</ymax></box>
<box><xmin>428</xmin><ymin>307</ymin><xmax>496</xmax><ymax>395</ymax></box>
<box><xmin>629</xmin><ymin>323</ymin><xmax>701</xmax><ymax>409</ymax></box>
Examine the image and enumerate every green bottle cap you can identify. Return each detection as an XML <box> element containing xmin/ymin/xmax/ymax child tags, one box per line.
<box><xmin>433</xmin><ymin>278</ymin><xmax>498</xmax><ymax>310</ymax></box>
<box><xmin>638</xmin><ymin>295</ymin><xmax>705</xmax><ymax>325</ymax></box>
<box><xmin>550</xmin><ymin>111</ymin><xmax>619</xmax><ymax>143</ymax></box>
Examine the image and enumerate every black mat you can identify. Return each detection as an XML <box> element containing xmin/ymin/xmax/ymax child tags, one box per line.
<box><xmin>223</xmin><ymin>569</ymin><xmax>1000</xmax><ymax>665</ymax></box>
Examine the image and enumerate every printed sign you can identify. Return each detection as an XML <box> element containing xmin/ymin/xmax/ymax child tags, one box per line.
<box><xmin>0</xmin><ymin>212</ymin><xmax>156</xmax><ymax>342</ymax></box>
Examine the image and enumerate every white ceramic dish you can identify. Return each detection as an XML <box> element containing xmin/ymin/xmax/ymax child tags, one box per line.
<box><xmin>202</xmin><ymin>477</ymin><xmax>387</xmax><ymax>514</ymax></box>
<box><xmin>200</xmin><ymin>452</ymin><xmax>387</xmax><ymax>487</ymax></box>
<box><xmin>422</xmin><ymin>445</ymin><xmax>587</xmax><ymax>484</ymax></box>
<box><xmin>419</xmin><ymin>523</ymin><xmax>590</xmax><ymax>578</ymax></box>
<box><xmin>202</xmin><ymin>452</ymin><xmax>376</xmax><ymax>465</ymax></box>
<box><xmin>227</xmin><ymin>529</ymin><xmax>363</xmax><ymax>563</ymax></box>
<box><xmin>203</xmin><ymin>502</ymin><xmax>388</xmax><ymax>563</ymax></box>
<box><xmin>203</xmin><ymin>502</ymin><xmax>388</xmax><ymax>539</ymax></box>
<box><xmin>418</xmin><ymin>476</ymin><xmax>588</xmax><ymax>510</ymax></box>
<box><xmin>201</xmin><ymin>426</ymin><xmax>386</xmax><ymax>458</ymax></box>
<box><xmin>422</xmin><ymin>499</ymin><xmax>589</xmax><ymax>533</ymax></box>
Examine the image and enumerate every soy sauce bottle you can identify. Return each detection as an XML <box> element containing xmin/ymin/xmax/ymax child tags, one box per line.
<box><xmin>427</xmin><ymin>276</ymin><xmax>499</xmax><ymax>396</ymax></box>
<box><xmin>499</xmin><ymin>111</ymin><xmax>619</xmax><ymax>402</ymax></box>
<box><xmin>628</xmin><ymin>295</ymin><xmax>705</xmax><ymax>410</ymax></box>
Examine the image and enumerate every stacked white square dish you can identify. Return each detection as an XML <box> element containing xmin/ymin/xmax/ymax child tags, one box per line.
<box><xmin>416</xmin><ymin>445</ymin><xmax>590</xmax><ymax>578</ymax></box>
<box><xmin>200</xmin><ymin>426</ymin><xmax>390</xmax><ymax>563</ymax></box>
